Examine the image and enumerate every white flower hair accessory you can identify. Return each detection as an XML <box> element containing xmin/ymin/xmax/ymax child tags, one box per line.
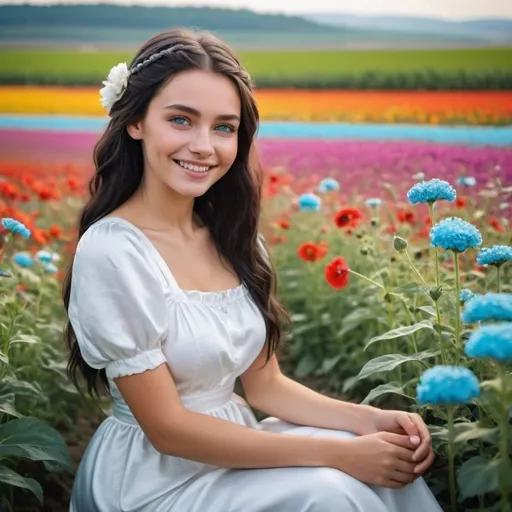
<box><xmin>99</xmin><ymin>62</ymin><xmax>129</xmax><ymax>113</ymax></box>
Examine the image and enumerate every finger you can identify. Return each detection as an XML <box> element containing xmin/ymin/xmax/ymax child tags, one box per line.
<box><xmin>381</xmin><ymin>432</ymin><xmax>416</xmax><ymax>450</ymax></box>
<box><xmin>394</xmin><ymin>445</ymin><xmax>415</xmax><ymax>462</ymax></box>
<box><xmin>397</xmin><ymin>413</ymin><xmax>421</xmax><ymax>445</ymax></box>
<box><xmin>382</xmin><ymin>479</ymin><xmax>406</xmax><ymax>489</ymax></box>
<box><xmin>412</xmin><ymin>440</ymin><xmax>430</xmax><ymax>463</ymax></box>
<box><xmin>410</xmin><ymin>414</ymin><xmax>432</xmax><ymax>461</ymax></box>
<box><xmin>394</xmin><ymin>459</ymin><xmax>416</xmax><ymax>474</ymax></box>
<box><xmin>392</xmin><ymin>471</ymin><xmax>416</xmax><ymax>485</ymax></box>
<box><xmin>414</xmin><ymin>449</ymin><xmax>435</xmax><ymax>475</ymax></box>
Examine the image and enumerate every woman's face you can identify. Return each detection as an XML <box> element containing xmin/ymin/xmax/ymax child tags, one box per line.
<box><xmin>128</xmin><ymin>68</ymin><xmax>241</xmax><ymax>198</ymax></box>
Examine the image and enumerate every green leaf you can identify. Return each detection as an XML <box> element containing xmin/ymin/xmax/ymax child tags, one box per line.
<box><xmin>0</xmin><ymin>418</ymin><xmax>72</xmax><ymax>472</ymax></box>
<box><xmin>318</xmin><ymin>354</ymin><xmax>343</xmax><ymax>375</ymax></box>
<box><xmin>294</xmin><ymin>355</ymin><xmax>317</xmax><ymax>379</ymax></box>
<box><xmin>0</xmin><ymin>382</ymin><xmax>21</xmax><ymax>418</ymax></box>
<box><xmin>454</xmin><ymin>423</ymin><xmax>499</xmax><ymax>443</ymax></box>
<box><xmin>358</xmin><ymin>350</ymin><xmax>440</xmax><ymax>380</ymax></box>
<box><xmin>8</xmin><ymin>333</ymin><xmax>40</xmax><ymax>347</ymax></box>
<box><xmin>394</xmin><ymin>282</ymin><xmax>428</xmax><ymax>296</ymax></box>
<box><xmin>364</xmin><ymin>320</ymin><xmax>434</xmax><ymax>350</ymax></box>
<box><xmin>0</xmin><ymin>463</ymin><xmax>43</xmax><ymax>504</ymax></box>
<box><xmin>418</xmin><ymin>306</ymin><xmax>437</xmax><ymax>317</ymax></box>
<box><xmin>458</xmin><ymin>456</ymin><xmax>500</xmax><ymax>499</ymax></box>
<box><xmin>342</xmin><ymin>376</ymin><xmax>359</xmax><ymax>394</ymax></box>
<box><xmin>361</xmin><ymin>383</ymin><xmax>413</xmax><ymax>405</ymax></box>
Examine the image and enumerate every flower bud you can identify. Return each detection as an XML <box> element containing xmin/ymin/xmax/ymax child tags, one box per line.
<box><xmin>393</xmin><ymin>236</ymin><xmax>408</xmax><ymax>253</ymax></box>
<box><xmin>429</xmin><ymin>286</ymin><xmax>443</xmax><ymax>302</ymax></box>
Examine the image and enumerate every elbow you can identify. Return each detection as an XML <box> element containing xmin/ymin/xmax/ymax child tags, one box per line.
<box><xmin>144</xmin><ymin>411</ymin><xmax>189</xmax><ymax>455</ymax></box>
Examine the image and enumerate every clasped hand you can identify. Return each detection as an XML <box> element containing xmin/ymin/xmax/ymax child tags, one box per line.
<box><xmin>335</xmin><ymin>410</ymin><xmax>434</xmax><ymax>489</ymax></box>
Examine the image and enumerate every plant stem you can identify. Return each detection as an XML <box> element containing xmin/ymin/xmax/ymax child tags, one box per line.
<box><xmin>447</xmin><ymin>406</ymin><xmax>458</xmax><ymax>512</ymax></box>
<box><xmin>348</xmin><ymin>269</ymin><xmax>385</xmax><ymax>290</ymax></box>
<box><xmin>499</xmin><ymin>364</ymin><xmax>510</xmax><ymax>512</ymax></box>
<box><xmin>0</xmin><ymin>234</ymin><xmax>12</xmax><ymax>262</ymax></box>
<box><xmin>428</xmin><ymin>203</ymin><xmax>441</xmax><ymax>287</ymax></box>
<box><xmin>403</xmin><ymin>249</ymin><xmax>428</xmax><ymax>287</ymax></box>
<box><xmin>497</xmin><ymin>265</ymin><xmax>501</xmax><ymax>293</ymax></box>
<box><xmin>454</xmin><ymin>252</ymin><xmax>461</xmax><ymax>356</ymax></box>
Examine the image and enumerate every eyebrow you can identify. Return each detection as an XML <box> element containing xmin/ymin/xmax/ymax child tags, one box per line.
<box><xmin>164</xmin><ymin>103</ymin><xmax>240</xmax><ymax>122</ymax></box>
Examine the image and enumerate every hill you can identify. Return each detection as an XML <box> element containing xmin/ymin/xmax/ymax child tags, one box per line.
<box><xmin>0</xmin><ymin>4</ymin><xmax>498</xmax><ymax>49</ymax></box>
<box><xmin>304</xmin><ymin>13</ymin><xmax>512</xmax><ymax>43</ymax></box>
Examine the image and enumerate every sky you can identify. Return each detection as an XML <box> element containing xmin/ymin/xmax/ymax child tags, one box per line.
<box><xmin>2</xmin><ymin>0</ymin><xmax>512</xmax><ymax>20</ymax></box>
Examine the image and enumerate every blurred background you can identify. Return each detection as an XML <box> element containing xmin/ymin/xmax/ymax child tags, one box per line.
<box><xmin>0</xmin><ymin>1</ymin><xmax>511</xmax><ymax>511</ymax></box>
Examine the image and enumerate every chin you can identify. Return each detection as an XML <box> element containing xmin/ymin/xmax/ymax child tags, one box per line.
<box><xmin>165</xmin><ymin>180</ymin><xmax>213</xmax><ymax>198</ymax></box>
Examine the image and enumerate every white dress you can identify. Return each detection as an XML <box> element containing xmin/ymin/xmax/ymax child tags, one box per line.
<box><xmin>68</xmin><ymin>217</ymin><xmax>443</xmax><ymax>512</ymax></box>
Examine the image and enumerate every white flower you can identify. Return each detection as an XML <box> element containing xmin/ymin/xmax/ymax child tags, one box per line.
<box><xmin>99</xmin><ymin>62</ymin><xmax>129</xmax><ymax>113</ymax></box>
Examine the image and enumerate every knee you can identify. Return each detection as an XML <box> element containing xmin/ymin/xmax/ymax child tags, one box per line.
<box><xmin>297</xmin><ymin>467</ymin><xmax>363</xmax><ymax>511</ymax></box>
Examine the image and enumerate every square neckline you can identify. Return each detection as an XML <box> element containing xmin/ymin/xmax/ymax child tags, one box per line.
<box><xmin>93</xmin><ymin>216</ymin><xmax>246</xmax><ymax>299</ymax></box>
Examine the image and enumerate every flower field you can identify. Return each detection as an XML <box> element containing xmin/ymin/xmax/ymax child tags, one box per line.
<box><xmin>0</xmin><ymin>128</ymin><xmax>511</xmax><ymax>510</ymax></box>
<box><xmin>2</xmin><ymin>86</ymin><xmax>512</xmax><ymax>125</ymax></box>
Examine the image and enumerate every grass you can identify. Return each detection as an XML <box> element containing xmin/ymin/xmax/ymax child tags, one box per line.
<box><xmin>1</xmin><ymin>47</ymin><xmax>511</xmax><ymax>82</ymax></box>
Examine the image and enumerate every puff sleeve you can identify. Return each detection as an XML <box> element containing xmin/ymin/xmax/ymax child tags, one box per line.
<box><xmin>68</xmin><ymin>222</ymin><xmax>169</xmax><ymax>380</ymax></box>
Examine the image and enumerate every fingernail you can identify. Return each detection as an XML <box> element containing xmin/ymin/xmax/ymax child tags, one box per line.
<box><xmin>410</xmin><ymin>436</ymin><xmax>420</xmax><ymax>445</ymax></box>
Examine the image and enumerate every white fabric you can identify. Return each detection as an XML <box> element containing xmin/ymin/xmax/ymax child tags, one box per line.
<box><xmin>68</xmin><ymin>217</ymin><xmax>442</xmax><ymax>512</ymax></box>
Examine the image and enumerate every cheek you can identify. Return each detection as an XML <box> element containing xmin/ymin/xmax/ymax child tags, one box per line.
<box><xmin>219</xmin><ymin>137</ymin><xmax>238</xmax><ymax>165</ymax></box>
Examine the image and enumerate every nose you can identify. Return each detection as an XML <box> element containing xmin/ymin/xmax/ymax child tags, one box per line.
<box><xmin>189</xmin><ymin>126</ymin><xmax>214</xmax><ymax>157</ymax></box>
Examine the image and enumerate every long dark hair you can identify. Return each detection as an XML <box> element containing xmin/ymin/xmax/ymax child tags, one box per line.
<box><xmin>62</xmin><ymin>28</ymin><xmax>289</xmax><ymax>397</ymax></box>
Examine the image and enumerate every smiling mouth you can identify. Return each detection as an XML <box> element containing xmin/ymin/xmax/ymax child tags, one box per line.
<box><xmin>174</xmin><ymin>160</ymin><xmax>214</xmax><ymax>173</ymax></box>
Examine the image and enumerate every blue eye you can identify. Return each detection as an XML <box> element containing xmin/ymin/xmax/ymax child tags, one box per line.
<box><xmin>216</xmin><ymin>124</ymin><xmax>234</xmax><ymax>133</ymax></box>
<box><xmin>171</xmin><ymin>116</ymin><xmax>189</xmax><ymax>125</ymax></box>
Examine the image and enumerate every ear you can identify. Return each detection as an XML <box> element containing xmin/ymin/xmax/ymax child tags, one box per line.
<box><xmin>126</xmin><ymin>120</ymin><xmax>143</xmax><ymax>140</ymax></box>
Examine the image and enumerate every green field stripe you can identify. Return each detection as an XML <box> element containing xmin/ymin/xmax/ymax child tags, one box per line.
<box><xmin>1</xmin><ymin>48</ymin><xmax>511</xmax><ymax>80</ymax></box>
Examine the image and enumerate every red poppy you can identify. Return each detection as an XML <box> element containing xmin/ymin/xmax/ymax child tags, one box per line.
<box><xmin>270</xmin><ymin>235</ymin><xmax>287</xmax><ymax>245</ymax></box>
<box><xmin>455</xmin><ymin>197</ymin><xmax>467</xmax><ymax>209</ymax></box>
<box><xmin>297</xmin><ymin>242</ymin><xmax>327</xmax><ymax>262</ymax></box>
<box><xmin>325</xmin><ymin>257</ymin><xmax>350</xmax><ymax>290</ymax></box>
<box><xmin>334</xmin><ymin>208</ymin><xmax>363</xmax><ymax>229</ymax></box>
<box><xmin>397</xmin><ymin>209</ymin><xmax>415</xmax><ymax>224</ymax></box>
<box><xmin>277</xmin><ymin>219</ymin><xmax>291</xmax><ymax>230</ymax></box>
<box><xmin>384</xmin><ymin>224</ymin><xmax>397</xmax><ymax>235</ymax></box>
<box><xmin>49</xmin><ymin>225</ymin><xmax>63</xmax><ymax>239</ymax></box>
<box><xmin>317</xmin><ymin>241</ymin><xmax>329</xmax><ymax>260</ymax></box>
<box><xmin>488</xmin><ymin>217</ymin><xmax>505</xmax><ymax>233</ymax></box>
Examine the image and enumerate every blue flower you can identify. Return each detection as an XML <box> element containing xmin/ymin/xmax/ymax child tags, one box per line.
<box><xmin>457</xmin><ymin>176</ymin><xmax>477</xmax><ymax>187</ymax></box>
<box><xmin>13</xmin><ymin>252</ymin><xmax>34</xmax><ymax>268</ymax></box>
<box><xmin>430</xmin><ymin>217</ymin><xmax>482</xmax><ymax>252</ymax></box>
<box><xmin>0</xmin><ymin>268</ymin><xmax>11</xmax><ymax>278</ymax></box>
<box><xmin>460</xmin><ymin>289</ymin><xmax>476</xmax><ymax>304</ymax></box>
<box><xmin>44</xmin><ymin>263</ymin><xmax>58</xmax><ymax>273</ymax></box>
<box><xmin>477</xmin><ymin>245</ymin><xmax>512</xmax><ymax>267</ymax></box>
<box><xmin>365</xmin><ymin>198</ymin><xmax>382</xmax><ymax>207</ymax></box>
<box><xmin>407</xmin><ymin>179</ymin><xmax>456</xmax><ymax>204</ymax></box>
<box><xmin>462</xmin><ymin>293</ymin><xmax>512</xmax><ymax>323</ymax></box>
<box><xmin>36</xmin><ymin>250</ymin><xmax>53</xmax><ymax>264</ymax></box>
<box><xmin>318</xmin><ymin>178</ymin><xmax>339</xmax><ymax>194</ymax></box>
<box><xmin>1</xmin><ymin>217</ymin><xmax>31</xmax><ymax>239</ymax></box>
<box><xmin>465</xmin><ymin>323</ymin><xmax>512</xmax><ymax>361</ymax></box>
<box><xmin>298</xmin><ymin>193</ymin><xmax>321</xmax><ymax>212</ymax></box>
<box><xmin>417</xmin><ymin>365</ymin><xmax>480</xmax><ymax>405</ymax></box>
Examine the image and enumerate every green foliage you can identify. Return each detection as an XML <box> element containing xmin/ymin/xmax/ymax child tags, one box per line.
<box><xmin>1</xmin><ymin>48</ymin><xmax>511</xmax><ymax>90</ymax></box>
<box><xmin>0</xmin><ymin>231</ymin><xmax>101</xmax><ymax>509</ymax></box>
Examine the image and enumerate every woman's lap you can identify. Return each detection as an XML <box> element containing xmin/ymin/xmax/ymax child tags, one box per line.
<box><xmin>170</xmin><ymin>418</ymin><xmax>442</xmax><ymax>512</ymax></box>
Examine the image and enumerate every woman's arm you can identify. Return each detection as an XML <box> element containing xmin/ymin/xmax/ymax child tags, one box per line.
<box><xmin>246</xmin><ymin>372</ymin><xmax>379</xmax><ymax>435</ymax></box>
<box><xmin>240</xmin><ymin>344</ymin><xmax>379</xmax><ymax>435</ymax></box>
<box><xmin>115</xmin><ymin>363</ymin><xmax>338</xmax><ymax>469</ymax></box>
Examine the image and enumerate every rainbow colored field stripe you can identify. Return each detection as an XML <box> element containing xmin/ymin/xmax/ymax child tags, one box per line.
<box><xmin>1</xmin><ymin>87</ymin><xmax>511</xmax><ymax>125</ymax></box>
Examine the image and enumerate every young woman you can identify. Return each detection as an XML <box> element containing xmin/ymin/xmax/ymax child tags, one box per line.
<box><xmin>63</xmin><ymin>28</ymin><xmax>442</xmax><ymax>512</ymax></box>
